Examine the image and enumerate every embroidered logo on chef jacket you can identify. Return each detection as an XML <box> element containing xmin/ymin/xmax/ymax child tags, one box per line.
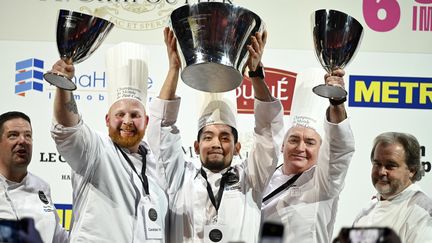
<box><xmin>288</xmin><ymin>187</ymin><xmax>301</xmax><ymax>197</ymax></box>
<box><xmin>38</xmin><ymin>191</ymin><xmax>49</xmax><ymax>204</ymax></box>
<box><xmin>39</xmin><ymin>190</ymin><xmax>55</xmax><ymax>213</ymax></box>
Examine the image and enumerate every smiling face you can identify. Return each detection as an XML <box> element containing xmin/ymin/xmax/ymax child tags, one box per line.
<box><xmin>0</xmin><ymin>118</ymin><xmax>33</xmax><ymax>181</ymax></box>
<box><xmin>371</xmin><ymin>142</ymin><xmax>414</xmax><ymax>200</ymax></box>
<box><xmin>106</xmin><ymin>99</ymin><xmax>148</xmax><ymax>152</ymax></box>
<box><xmin>194</xmin><ymin>124</ymin><xmax>241</xmax><ymax>172</ymax></box>
<box><xmin>282</xmin><ymin>126</ymin><xmax>321</xmax><ymax>175</ymax></box>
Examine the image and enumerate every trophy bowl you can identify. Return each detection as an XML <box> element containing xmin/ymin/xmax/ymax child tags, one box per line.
<box><xmin>170</xmin><ymin>2</ymin><xmax>265</xmax><ymax>92</ymax></box>
<box><xmin>44</xmin><ymin>9</ymin><xmax>114</xmax><ymax>90</ymax></box>
<box><xmin>312</xmin><ymin>9</ymin><xmax>363</xmax><ymax>99</ymax></box>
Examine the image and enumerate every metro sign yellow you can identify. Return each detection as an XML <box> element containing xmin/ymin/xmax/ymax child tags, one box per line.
<box><xmin>349</xmin><ymin>75</ymin><xmax>432</xmax><ymax>109</ymax></box>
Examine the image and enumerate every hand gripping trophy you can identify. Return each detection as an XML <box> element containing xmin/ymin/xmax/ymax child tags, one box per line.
<box><xmin>44</xmin><ymin>9</ymin><xmax>114</xmax><ymax>90</ymax></box>
<box><xmin>311</xmin><ymin>9</ymin><xmax>364</xmax><ymax>99</ymax></box>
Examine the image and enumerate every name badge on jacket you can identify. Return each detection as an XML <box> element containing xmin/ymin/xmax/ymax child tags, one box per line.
<box><xmin>143</xmin><ymin>201</ymin><xmax>163</xmax><ymax>239</ymax></box>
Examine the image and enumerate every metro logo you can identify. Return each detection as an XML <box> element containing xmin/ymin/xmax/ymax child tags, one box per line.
<box><xmin>349</xmin><ymin>75</ymin><xmax>432</xmax><ymax>109</ymax></box>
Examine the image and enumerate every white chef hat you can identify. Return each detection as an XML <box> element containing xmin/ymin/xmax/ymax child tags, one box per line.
<box><xmin>106</xmin><ymin>42</ymin><xmax>149</xmax><ymax>107</ymax></box>
<box><xmin>289</xmin><ymin>67</ymin><xmax>328</xmax><ymax>139</ymax></box>
<box><xmin>197</xmin><ymin>90</ymin><xmax>238</xmax><ymax>132</ymax></box>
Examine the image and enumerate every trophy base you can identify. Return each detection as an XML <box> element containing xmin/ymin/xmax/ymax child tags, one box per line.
<box><xmin>181</xmin><ymin>63</ymin><xmax>243</xmax><ymax>93</ymax></box>
<box><xmin>312</xmin><ymin>84</ymin><xmax>347</xmax><ymax>99</ymax></box>
<box><xmin>44</xmin><ymin>72</ymin><xmax>77</xmax><ymax>91</ymax></box>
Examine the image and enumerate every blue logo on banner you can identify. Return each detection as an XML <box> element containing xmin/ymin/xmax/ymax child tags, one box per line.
<box><xmin>349</xmin><ymin>75</ymin><xmax>432</xmax><ymax>109</ymax></box>
<box><xmin>15</xmin><ymin>58</ymin><xmax>44</xmax><ymax>96</ymax></box>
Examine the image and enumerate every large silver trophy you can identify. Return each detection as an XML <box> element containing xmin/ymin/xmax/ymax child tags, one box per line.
<box><xmin>312</xmin><ymin>9</ymin><xmax>363</xmax><ymax>99</ymax></box>
<box><xmin>170</xmin><ymin>2</ymin><xmax>264</xmax><ymax>92</ymax></box>
<box><xmin>44</xmin><ymin>9</ymin><xmax>114</xmax><ymax>90</ymax></box>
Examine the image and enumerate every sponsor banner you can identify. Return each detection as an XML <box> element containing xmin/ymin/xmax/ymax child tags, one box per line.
<box><xmin>349</xmin><ymin>75</ymin><xmax>432</xmax><ymax>109</ymax></box>
<box><xmin>237</xmin><ymin>68</ymin><xmax>297</xmax><ymax>115</ymax></box>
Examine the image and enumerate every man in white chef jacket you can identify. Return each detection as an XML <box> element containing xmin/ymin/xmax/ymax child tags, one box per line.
<box><xmin>147</xmin><ymin>27</ymin><xmax>284</xmax><ymax>243</ymax></box>
<box><xmin>49</xmin><ymin>42</ymin><xmax>168</xmax><ymax>242</ymax></box>
<box><xmin>0</xmin><ymin>111</ymin><xmax>68</xmax><ymax>243</ymax></box>
<box><xmin>261</xmin><ymin>68</ymin><xmax>355</xmax><ymax>243</ymax></box>
<box><xmin>353</xmin><ymin>131</ymin><xmax>432</xmax><ymax>242</ymax></box>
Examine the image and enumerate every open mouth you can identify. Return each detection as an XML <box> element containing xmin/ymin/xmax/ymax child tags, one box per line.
<box><xmin>120</xmin><ymin>126</ymin><xmax>136</xmax><ymax>136</ymax></box>
<box><xmin>14</xmin><ymin>148</ymin><xmax>28</xmax><ymax>158</ymax></box>
<box><xmin>120</xmin><ymin>130</ymin><xmax>135</xmax><ymax>136</ymax></box>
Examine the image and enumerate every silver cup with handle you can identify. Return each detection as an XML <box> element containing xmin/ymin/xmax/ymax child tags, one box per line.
<box><xmin>44</xmin><ymin>9</ymin><xmax>114</xmax><ymax>90</ymax></box>
<box><xmin>311</xmin><ymin>9</ymin><xmax>363</xmax><ymax>99</ymax></box>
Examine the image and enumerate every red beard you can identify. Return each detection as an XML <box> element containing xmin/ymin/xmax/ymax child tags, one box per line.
<box><xmin>109</xmin><ymin>126</ymin><xmax>144</xmax><ymax>148</ymax></box>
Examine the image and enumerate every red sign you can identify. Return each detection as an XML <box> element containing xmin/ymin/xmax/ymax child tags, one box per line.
<box><xmin>236</xmin><ymin>67</ymin><xmax>296</xmax><ymax>115</ymax></box>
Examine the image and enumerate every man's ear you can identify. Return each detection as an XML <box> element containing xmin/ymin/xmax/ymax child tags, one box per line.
<box><xmin>105</xmin><ymin>114</ymin><xmax>109</xmax><ymax>127</ymax></box>
<box><xmin>234</xmin><ymin>142</ymin><xmax>241</xmax><ymax>155</ymax></box>
<box><xmin>409</xmin><ymin>168</ymin><xmax>415</xmax><ymax>181</ymax></box>
<box><xmin>194</xmin><ymin>141</ymin><xmax>200</xmax><ymax>154</ymax></box>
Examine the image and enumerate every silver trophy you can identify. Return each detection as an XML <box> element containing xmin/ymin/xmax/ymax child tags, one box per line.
<box><xmin>44</xmin><ymin>9</ymin><xmax>114</xmax><ymax>90</ymax></box>
<box><xmin>311</xmin><ymin>9</ymin><xmax>363</xmax><ymax>99</ymax></box>
<box><xmin>170</xmin><ymin>2</ymin><xmax>265</xmax><ymax>92</ymax></box>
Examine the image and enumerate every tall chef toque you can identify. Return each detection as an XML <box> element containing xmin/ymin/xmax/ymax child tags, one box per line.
<box><xmin>197</xmin><ymin>90</ymin><xmax>238</xmax><ymax>132</ymax></box>
<box><xmin>106</xmin><ymin>42</ymin><xmax>149</xmax><ymax>106</ymax></box>
<box><xmin>289</xmin><ymin>67</ymin><xmax>328</xmax><ymax>138</ymax></box>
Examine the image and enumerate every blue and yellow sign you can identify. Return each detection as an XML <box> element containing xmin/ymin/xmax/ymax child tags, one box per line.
<box><xmin>55</xmin><ymin>204</ymin><xmax>73</xmax><ymax>231</ymax></box>
<box><xmin>349</xmin><ymin>75</ymin><xmax>432</xmax><ymax>109</ymax></box>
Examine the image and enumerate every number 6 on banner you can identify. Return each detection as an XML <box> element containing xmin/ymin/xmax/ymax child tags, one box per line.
<box><xmin>363</xmin><ymin>0</ymin><xmax>400</xmax><ymax>32</ymax></box>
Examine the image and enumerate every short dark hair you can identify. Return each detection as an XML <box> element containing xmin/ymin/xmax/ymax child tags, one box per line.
<box><xmin>0</xmin><ymin>111</ymin><xmax>31</xmax><ymax>137</ymax></box>
<box><xmin>197</xmin><ymin>125</ymin><xmax>238</xmax><ymax>144</ymax></box>
<box><xmin>370</xmin><ymin>132</ymin><xmax>423</xmax><ymax>182</ymax></box>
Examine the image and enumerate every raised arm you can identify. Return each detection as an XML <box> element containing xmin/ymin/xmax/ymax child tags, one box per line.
<box><xmin>325</xmin><ymin>69</ymin><xmax>348</xmax><ymax>123</ymax></box>
<box><xmin>147</xmin><ymin>27</ymin><xmax>185</xmax><ymax>192</ymax></box>
<box><xmin>244</xmin><ymin>31</ymin><xmax>284</xmax><ymax>194</ymax></box>
<box><xmin>246</xmin><ymin>30</ymin><xmax>273</xmax><ymax>102</ymax></box>
<box><xmin>158</xmin><ymin>27</ymin><xmax>181</xmax><ymax>100</ymax></box>
<box><xmin>50</xmin><ymin>60</ymin><xmax>80</xmax><ymax>127</ymax></box>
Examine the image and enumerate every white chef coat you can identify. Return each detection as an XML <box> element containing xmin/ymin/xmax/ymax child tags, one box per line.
<box><xmin>147</xmin><ymin>97</ymin><xmax>284</xmax><ymax>243</ymax></box>
<box><xmin>354</xmin><ymin>183</ymin><xmax>432</xmax><ymax>243</ymax></box>
<box><xmin>51</xmin><ymin>118</ymin><xmax>168</xmax><ymax>243</ymax></box>
<box><xmin>261</xmin><ymin>118</ymin><xmax>355</xmax><ymax>243</ymax></box>
<box><xmin>0</xmin><ymin>172</ymin><xmax>68</xmax><ymax>243</ymax></box>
